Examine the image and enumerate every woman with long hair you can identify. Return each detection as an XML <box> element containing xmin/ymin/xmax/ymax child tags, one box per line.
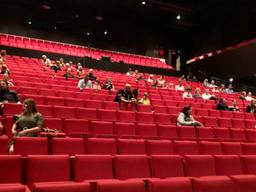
<box><xmin>9</xmin><ymin>99</ymin><xmax>44</xmax><ymax>153</ymax></box>
<box><xmin>177</xmin><ymin>105</ymin><xmax>203</xmax><ymax>126</ymax></box>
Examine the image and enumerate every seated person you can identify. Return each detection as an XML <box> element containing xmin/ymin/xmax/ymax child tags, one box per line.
<box><xmin>10</xmin><ymin>99</ymin><xmax>44</xmax><ymax>153</ymax></box>
<box><xmin>147</xmin><ymin>74</ymin><xmax>154</xmax><ymax>83</ymax></box>
<box><xmin>166</xmin><ymin>82</ymin><xmax>174</xmax><ymax>90</ymax></box>
<box><xmin>157</xmin><ymin>76</ymin><xmax>166</xmax><ymax>88</ymax></box>
<box><xmin>2</xmin><ymin>74</ymin><xmax>14</xmax><ymax>87</ymax></box>
<box><xmin>126</xmin><ymin>68</ymin><xmax>133</xmax><ymax>76</ymax></box>
<box><xmin>59</xmin><ymin>58</ymin><xmax>65</xmax><ymax>67</ymax></box>
<box><xmin>87</xmin><ymin>69</ymin><xmax>97</xmax><ymax>81</ymax></box>
<box><xmin>0</xmin><ymin>80</ymin><xmax>20</xmax><ymax>103</ymax></box>
<box><xmin>193</xmin><ymin>88</ymin><xmax>202</xmax><ymax>99</ymax></box>
<box><xmin>202</xmin><ymin>89</ymin><xmax>217</xmax><ymax>100</ymax></box>
<box><xmin>42</xmin><ymin>55</ymin><xmax>52</xmax><ymax>67</ymax></box>
<box><xmin>225</xmin><ymin>84</ymin><xmax>234</xmax><ymax>94</ymax></box>
<box><xmin>202</xmin><ymin>79</ymin><xmax>209</xmax><ymax>87</ymax></box>
<box><xmin>78</xmin><ymin>76</ymin><xmax>92</xmax><ymax>91</ymax></box>
<box><xmin>239</xmin><ymin>91</ymin><xmax>247</xmax><ymax>100</ymax></box>
<box><xmin>76</xmin><ymin>65</ymin><xmax>85</xmax><ymax>79</ymax></box>
<box><xmin>93</xmin><ymin>80</ymin><xmax>101</xmax><ymax>92</ymax></box>
<box><xmin>50</xmin><ymin>61</ymin><xmax>62</xmax><ymax>73</ymax></box>
<box><xmin>114</xmin><ymin>84</ymin><xmax>136</xmax><ymax>109</ymax></box>
<box><xmin>136</xmin><ymin>73</ymin><xmax>144</xmax><ymax>81</ymax></box>
<box><xmin>182</xmin><ymin>86</ymin><xmax>193</xmax><ymax>99</ymax></box>
<box><xmin>246</xmin><ymin>99</ymin><xmax>256</xmax><ymax>113</ymax></box>
<box><xmin>63</xmin><ymin>68</ymin><xmax>74</xmax><ymax>79</ymax></box>
<box><xmin>209</xmin><ymin>80</ymin><xmax>217</xmax><ymax>88</ymax></box>
<box><xmin>245</xmin><ymin>92</ymin><xmax>253</xmax><ymax>101</ymax></box>
<box><xmin>177</xmin><ymin>106</ymin><xmax>203</xmax><ymax>126</ymax></box>
<box><xmin>216</xmin><ymin>98</ymin><xmax>229</xmax><ymax>110</ymax></box>
<box><xmin>139</xmin><ymin>92</ymin><xmax>150</xmax><ymax>105</ymax></box>
<box><xmin>102</xmin><ymin>78</ymin><xmax>115</xmax><ymax>91</ymax></box>
<box><xmin>219</xmin><ymin>84</ymin><xmax>225</xmax><ymax>93</ymax></box>
<box><xmin>228</xmin><ymin>99</ymin><xmax>240</xmax><ymax>111</ymax></box>
<box><xmin>175</xmin><ymin>80</ymin><xmax>185</xmax><ymax>92</ymax></box>
<box><xmin>151</xmin><ymin>79</ymin><xmax>158</xmax><ymax>88</ymax></box>
<box><xmin>0</xmin><ymin>64</ymin><xmax>10</xmax><ymax>75</ymax></box>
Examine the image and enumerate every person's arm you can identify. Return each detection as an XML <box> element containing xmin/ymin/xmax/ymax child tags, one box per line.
<box><xmin>77</xmin><ymin>80</ymin><xmax>83</xmax><ymax>89</ymax></box>
<box><xmin>18</xmin><ymin>113</ymin><xmax>44</xmax><ymax>136</ymax></box>
<box><xmin>11</xmin><ymin>123</ymin><xmax>17</xmax><ymax>135</ymax></box>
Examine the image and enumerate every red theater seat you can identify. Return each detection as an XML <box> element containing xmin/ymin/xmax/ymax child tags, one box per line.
<box><xmin>204</xmin><ymin>117</ymin><xmax>218</xmax><ymax>127</ymax></box>
<box><xmin>157</xmin><ymin>125</ymin><xmax>178</xmax><ymax>139</ymax></box>
<box><xmin>136</xmin><ymin>123</ymin><xmax>158</xmax><ymax>138</ymax></box>
<box><xmin>147</xmin><ymin>140</ymin><xmax>173</xmax><ymax>155</ymax></box>
<box><xmin>37</xmin><ymin>105</ymin><xmax>52</xmax><ymax>117</ymax></box>
<box><xmin>240</xmin><ymin>155</ymin><xmax>256</xmax><ymax>174</ymax></box>
<box><xmin>98</xmin><ymin>109</ymin><xmax>117</xmax><ymax>122</ymax></box>
<box><xmin>150</xmin><ymin>155</ymin><xmax>184</xmax><ymax>178</ymax></box>
<box><xmin>230</xmin><ymin>129</ymin><xmax>246</xmax><ymax>141</ymax></box>
<box><xmin>136</xmin><ymin>112</ymin><xmax>154</xmax><ymax>123</ymax></box>
<box><xmin>65</xmin><ymin>98</ymin><xmax>85</xmax><ymax>107</ymax></box>
<box><xmin>44</xmin><ymin>96</ymin><xmax>65</xmax><ymax>106</ymax></box>
<box><xmin>232</xmin><ymin>119</ymin><xmax>246</xmax><ymax>129</ymax></box>
<box><xmin>198</xmin><ymin>141</ymin><xmax>223</xmax><ymax>155</ymax></box>
<box><xmin>52</xmin><ymin>106</ymin><xmax>76</xmax><ymax>119</ymax></box>
<box><xmin>177</xmin><ymin>126</ymin><xmax>196</xmax><ymax>139</ymax></box>
<box><xmin>13</xmin><ymin>137</ymin><xmax>48</xmax><ymax>156</ymax></box>
<box><xmin>154</xmin><ymin>113</ymin><xmax>172</xmax><ymax>124</ymax></box>
<box><xmin>3</xmin><ymin>103</ymin><xmax>23</xmax><ymax>116</ymax></box>
<box><xmin>44</xmin><ymin>118</ymin><xmax>62</xmax><ymax>131</ymax></box>
<box><xmin>86</xmin><ymin>138</ymin><xmax>117</xmax><ymax>155</ymax></box>
<box><xmin>197</xmin><ymin>127</ymin><xmax>215</xmax><ymax>140</ymax></box>
<box><xmin>117</xmin><ymin>111</ymin><xmax>136</xmax><ymax>122</ymax></box>
<box><xmin>118</xmin><ymin>139</ymin><xmax>146</xmax><ymax>154</ymax></box>
<box><xmin>0</xmin><ymin>135</ymin><xmax>8</xmax><ymax>154</ymax></box>
<box><xmin>0</xmin><ymin>155</ymin><xmax>21</xmax><ymax>183</ymax></box>
<box><xmin>96</xmin><ymin>180</ymin><xmax>145</xmax><ymax>192</ymax></box>
<box><xmin>76</xmin><ymin>108</ymin><xmax>97</xmax><ymax>120</ymax></box>
<box><xmin>33</xmin><ymin>182</ymin><xmax>90</xmax><ymax>192</ymax></box>
<box><xmin>62</xmin><ymin>119</ymin><xmax>89</xmax><ymax>136</ymax></box>
<box><xmin>114</xmin><ymin>122</ymin><xmax>136</xmax><ymax>137</ymax></box>
<box><xmin>241</xmin><ymin>143</ymin><xmax>256</xmax><ymax>155</ymax></box>
<box><xmin>74</xmin><ymin>155</ymin><xmax>114</xmax><ymax>182</ymax></box>
<box><xmin>114</xmin><ymin>155</ymin><xmax>150</xmax><ymax>180</ymax></box>
<box><xmin>214</xmin><ymin>128</ymin><xmax>231</xmax><ymax>140</ymax></box>
<box><xmin>218</xmin><ymin>118</ymin><xmax>232</xmax><ymax>128</ymax></box>
<box><xmin>52</xmin><ymin>137</ymin><xmax>84</xmax><ymax>155</ymax></box>
<box><xmin>221</xmin><ymin>142</ymin><xmax>243</xmax><ymax>155</ymax></box>
<box><xmin>174</xmin><ymin>141</ymin><xmax>199</xmax><ymax>155</ymax></box>
<box><xmin>0</xmin><ymin>184</ymin><xmax>26</xmax><ymax>192</ymax></box>
<box><xmin>90</xmin><ymin>121</ymin><xmax>114</xmax><ymax>136</ymax></box>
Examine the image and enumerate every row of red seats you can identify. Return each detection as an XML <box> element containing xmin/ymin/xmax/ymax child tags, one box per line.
<box><xmin>2</xmin><ymin>136</ymin><xmax>256</xmax><ymax>156</ymax></box>
<box><xmin>1</xmin><ymin>154</ymin><xmax>256</xmax><ymax>191</ymax></box>
<box><xmin>0</xmin><ymin>33</ymin><xmax>170</xmax><ymax>69</ymax></box>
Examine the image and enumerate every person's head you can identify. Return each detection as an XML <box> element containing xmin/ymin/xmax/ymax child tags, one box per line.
<box><xmin>23</xmin><ymin>99</ymin><xmax>37</xmax><ymax>115</ymax></box>
<box><xmin>232</xmin><ymin>99</ymin><xmax>237</xmax><ymax>106</ymax></box>
<box><xmin>185</xmin><ymin>86</ymin><xmax>192</xmax><ymax>93</ymax></box>
<box><xmin>0</xmin><ymin>50</ymin><xmax>6</xmax><ymax>57</ymax></box>
<box><xmin>89</xmin><ymin>68</ymin><xmax>93</xmax><ymax>74</ymax></box>
<box><xmin>77</xmin><ymin>63</ymin><xmax>81</xmax><ymax>67</ymax></box>
<box><xmin>211</xmin><ymin>80</ymin><xmax>215</xmax><ymax>85</ymax></box>
<box><xmin>149</xmin><ymin>74</ymin><xmax>154</xmax><ymax>79</ymax></box>
<box><xmin>42</xmin><ymin>55</ymin><xmax>47</xmax><ymax>60</ymax></box>
<box><xmin>78</xmin><ymin>66</ymin><xmax>83</xmax><ymax>71</ymax></box>
<box><xmin>204</xmin><ymin>79</ymin><xmax>208</xmax><ymax>83</ymax></box>
<box><xmin>159</xmin><ymin>75</ymin><xmax>164</xmax><ymax>80</ymax></box>
<box><xmin>143</xmin><ymin>92</ymin><xmax>148</xmax><ymax>99</ymax></box>
<box><xmin>241</xmin><ymin>91</ymin><xmax>247</xmax><ymax>96</ymax></box>
<box><xmin>248</xmin><ymin>92</ymin><xmax>252</xmax><ymax>97</ymax></box>
<box><xmin>0</xmin><ymin>80</ymin><xmax>8</xmax><ymax>90</ymax></box>
<box><xmin>219</xmin><ymin>98</ymin><xmax>226</xmax><ymax>103</ymax></box>
<box><xmin>124</xmin><ymin>83</ymin><xmax>131</xmax><ymax>92</ymax></box>
<box><xmin>134</xmin><ymin>70</ymin><xmax>138</xmax><ymax>74</ymax></box>
<box><xmin>83</xmin><ymin>75</ymin><xmax>89</xmax><ymax>82</ymax></box>
<box><xmin>250</xmin><ymin>99</ymin><xmax>256</xmax><ymax>107</ymax></box>
<box><xmin>220</xmin><ymin>84</ymin><xmax>225</xmax><ymax>89</ymax></box>
<box><xmin>182</xmin><ymin>105</ymin><xmax>192</xmax><ymax>117</ymax></box>
<box><xmin>59</xmin><ymin>58</ymin><xmax>64</xmax><ymax>63</ymax></box>
<box><xmin>69</xmin><ymin>61</ymin><xmax>73</xmax><ymax>65</ymax></box>
<box><xmin>106</xmin><ymin>77</ymin><xmax>112</xmax><ymax>83</ymax></box>
<box><xmin>194</xmin><ymin>88</ymin><xmax>201</xmax><ymax>95</ymax></box>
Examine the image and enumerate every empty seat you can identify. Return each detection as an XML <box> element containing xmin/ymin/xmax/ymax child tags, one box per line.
<box><xmin>44</xmin><ymin>118</ymin><xmax>62</xmax><ymax>131</ymax></box>
<box><xmin>197</xmin><ymin>127</ymin><xmax>215</xmax><ymax>140</ymax></box>
<box><xmin>154</xmin><ymin>113</ymin><xmax>172</xmax><ymax>124</ymax></box>
<box><xmin>44</xmin><ymin>96</ymin><xmax>65</xmax><ymax>106</ymax></box>
<box><xmin>157</xmin><ymin>125</ymin><xmax>178</xmax><ymax>139</ymax></box>
<box><xmin>62</xmin><ymin>119</ymin><xmax>89</xmax><ymax>136</ymax></box>
<box><xmin>246</xmin><ymin>129</ymin><xmax>256</xmax><ymax>141</ymax></box>
<box><xmin>96</xmin><ymin>180</ymin><xmax>145</xmax><ymax>192</ymax></box>
<box><xmin>52</xmin><ymin>106</ymin><xmax>76</xmax><ymax>119</ymax></box>
<box><xmin>136</xmin><ymin>123</ymin><xmax>158</xmax><ymax>138</ymax></box>
<box><xmin>76</xmin><ymin>108</ymin><xmax>97</xmax><ymax>120</ymax></box>
<box><xmin>150</xmin><ymin>155</ymin><xmax>184</xmax><ymax>178</ymax></box>
<box><xmin>214</xmin><ymin>155</ymin><xmax>243</xmax><ymax>176</ymax></box>
<box><xmin>241</xmin><ymin>143</ymin><xmax>256</xmax><ymax>155</ymax></box>
<box><xmin>65</xmin><ymin>98</ymin><xmax>85</xmax><ymax>107</ymax></box>
<box><xmin>230</xmin><ymin>175</ymin><xmax>256</xmax><ymax>192</ymax></box>
<box><xmin>196</xmin><ymin>109</ymin><xmax>209</xmax><ymax>116</ymax></box>
<box><xmin>177</xmin><ymin>126</ymin><xmax>196</xmax><ymax>139</ymax></box>
<box><xmin>184</xmin><ymin>155</ymin><xmax>216</xmax><ymax>177</ymax></box>
<box><xmin>118</xmin><ymin>139</ymin><xmax>146</xmax><ymax>154</ymax></box>
<box><xmin>153</xmin><ymin>106</ymin><xmax>168</xmax><ymax>113</ymax></box>
<box><xmin>33</xmin><ymin>182</ymin><xmax>90</xmax><ymax>192</ymax></box>
<box><xmin>0</xmin><ymin>155</ymin><xmax>21</xmax><ymax>183</ymax></box>
<box><xmin>117</xmin><ymin>111</ymin><xmax>136</xmax><ymax>122</ymax></box>
<box><xmin>208</xmin><ymin>110</ymin><xmax>221</xmax><ymax>117</ymax></box>
<box><xmin>214</xmin><ymin>128</ymin><xmax>231</xmax><ymax>140</ymax></box>
<box><xmin>114</xmin><ymin>155</ymin><xmax>150</xmax><ymax>179</ymax></box>
<box><xmin>57</xmin><ymin>91</ymin><xmax>75</xmax><ymax>98</ymax></box>
<box><xmin>240</xmin><ymin>155</ymin><xmax>256</xmax><ymax>174</ymax></box>
<box><xmin>0</xmin><ymin>184</ymin><xmax>26</xmax><ymax>192</ymax></box>
<box><xmin>3</xmin><ymin>103</ymin><xmax>23</xmax><ymax>116</ymax></box>
<box><xmin>245</xmin><ymin>120</ymin><xmax>256</xmax><ymax>129</ymax></box>
<box><xmin>26</xmin><ymin>155</ymin><xmax>70</xmax><ymax>189</ymax></box>
<box><xmin>221</xmin><ymin>142</ymin><xmax>243</xmax><ymax>155</ymax></box>
<box><xmin>52</xmin><ymin>137</ymin><xmax>84</xmax><ymax>155</ymax></box>
<box><xmin>86</xmin><ymin>138</ymin><xmax>117</xmax><ymax>155</ymax></box>
<box><xmin>199</xmin><ymin>141</ymin><xmax>223</xmax><ymax>155</ymax></box>
<box><xmin>84</xmin><ymin>100</ymin><xmax>102</xmax><ymax>109</ymax></box>
<box><xmin>13</xmin><ymin>137</ymin><xmax>48</xmax><ymax>156</ymax></box>
<box><xmin>232</xmin><ymin>119</ymin><xmax>246</xmax><ymax>129</ymax></box>
<box><xmin>204</xmin><ymin>117</ymin><xmax>218</xmax><ymax>127</ymax></box>
<box><xmin>230</xmin><ymin>129</ymin><xmax>246</xmax><ymax>141</ymax></box>
<box><xmin>147</xmin><ymin>140</ymin><xmax>173</xmax><ymax>155</ymax></box>
<box><xmin>90</xmin><ymin>121</ymin><xmax>114</xmax><ymax>136</ymax></box>
<box><xmin>136</xmin><ymin>112</ymin><xmax>154</xmax><ymax>123</ymax></box>
<box><xmin>221</xmin><ymin>111</ymin><xmax>233</xmax><ymax>118</ymax></box>
<box><xmin>233</xmin><ymin>112</ymin><xmax>244</xmax><ymax>119</ymax></box>
<box><xmin>174</xmin><ymin>141</ymin><xmax>199</xmax><ymax>155</ymax></box>
<box><xmin>37</xmin><ymin>105</ymin><xmax>52</xmax><ymax>117</ymax></box>
<box><xmin>74</xmin><ymin>155</ymin><xmax>113</xmax><ymax>181</ymax></box>
<box><xmin>98</xmin><ymin>109</ymin><xmax>117</xmax><ymax>121</ymax></box>
<box><xmin>148</xmin><ymin>178</ymin><xmax>193</xmax><ymax>192</ymax></box>
<box><xmin>21</xmin><ymin>94</ymin><xmax>44</xmax><ymax>105</ymax></box>
<box><xmin>18</xmin><ymin>87</ymin><xmax>38</xmax><ymax>95</ymax></box>
<box><xmin>137</xmin><ymin>105</ymin><xmax>152</xmax><ymax>112</ymax></box>
<box><xmin>218</xmin><ymin>118</ymin><xmax>232</xmax><ymax>128</ymax></box>
<box><xmin>114</xmin><ymin>122</ymin><xmax>136</xmax><ymax>137</ymax></box>
<box><xmin>0</xmin><ymin>135</ymin><xmax>8</xmax><ymax>154</ymax></box>
<box><xmin>103</xmin><ymin>101</ymin><xmax>119</xmax><ymax>110</ymax></box>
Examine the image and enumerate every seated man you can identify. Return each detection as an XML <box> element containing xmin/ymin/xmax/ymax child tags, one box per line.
<box><xmin>202</xmin><ymin>89</ymin><xmax>217</xmax><ymax>100</ymax></box>
<box><xmin>63</xmin><ymin>68</ymin><xmax>74</xmax><ymax>79</ymax></box>
<box><xmin>0</xmin><ymin>80</ymin><xmax>20</xmax><ymax>103</ymax></box>
<box><xmin>182</xmin><ymin>86</ymin><xmax>193</xmax><ymax>99</ymax></box>
<box><xmin>78</xmin><ymin>76</ymin><xmax>92</xmax><ymax>91</ymax></box>
<box><xmin>228</xmin><ymin>99</ymin><xmax>240</xmax><ymax>111</ymax></box>
<box><xmin>87</xmin><ymin>69</ymin><xmax>97</xmax><ymax>81</ymax></box>
<box><xmin>175</xmin><ymin>80</ymin><xmax>185</xmax><ymax>92</ymax></box>
<box><xmin>114</xmin><ymin>84</ymin><xmax>136</xmax><ymax>110</ymax></box>
<box><xmin>216</xmin><ymin>98</ymin><xmax>228</xmax><ymax>111</ymax></box>
<box><xmin>246</xmin><ymin>99</ymin><xmax>256</xmax><ymax>113</ymax></box>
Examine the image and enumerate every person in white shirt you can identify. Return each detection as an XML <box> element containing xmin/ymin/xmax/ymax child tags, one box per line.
<box><xmin>182</xmin><ymin>87</ymin><xmax>193</xmax><ymax>99</ymax></box>
<box><xmin>175</xmin><ymin>80</ymin><xmax>185</xmax><ymax>92</ymax></box>
<box><xmin>177</xmin><ymin>106</ymin><xmax>203</xmax><ymax>126</ymax></box>
<box><xmin>209</xmin><ymin>80</ymin><xmax>217</xmax><ymax>88</ymax></box>
<box><xmin>147</xmin><ymin>74</ymin><xmax>154</xmax><ymax>83</ymax></box>
<box><xmin>202</xmin><ymin>89</ymin><xmax>213</xmax><ymax>100</ymax></box>
<box><xmin>78</xmin><ymin>76</ymin><xmax>92</xmax><ymax>91</ymax></box>
<box><xmin>157</xmin><ymin>76</ymin><xmax>166</xmax><ymax>88</ymax></box>
<box><xmin>42</xmin><ymin>55</ymin><xmax>52</xmax><ymax>67</ymax></box>
<box><xmin>202</xmin><ymin>79</ymin><xmax>209</xmax><ymax>87</ymax></box>
<box><xmin>245</xmin><ymin>92</ymin><xmax>253</xmax><ymax>101</ymax></box>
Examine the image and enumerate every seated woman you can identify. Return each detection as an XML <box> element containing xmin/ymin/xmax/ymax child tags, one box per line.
<box><xmin>157</xmin><ymin>76</ymin><xmax>166</xmax><ymax>88</ymax></box>
<box><xmin>182</xmin><ymin>86</ymin><xmax>193</xmax><ymax>99</ymax></box>
<box><xmin>102</xmin><ymin>78</ymin><xmax>115</xmax><ymax>91</ymax></box>
<box><xmin>245</xmin><ymin>92</ymin><xmax>253</xmax><ymax>101</ymax></box>
<box><xmin>193</xmin><ymin>88</ymin><xmax>202</xmax><ymax>99</ymax></box>
<box><xmin>2</xmin><ymin>74</ymin><xmax>14</xmax><ymax>87</ymax></box>
<box><xmin>175</xmin><ymin>80</ymin><xmax>185</xmax><ymax>92</ymax></box>
<box><xmin>216</xmin><ymin>98</ymin><xmax>229</xmax><ymax>111</ymax></box>
<box><xmin>10</xmin><ymin>99</ymin><xmax>44</xmax><ymax>153</ymax></box>
<box><xmin>139</xmin><ymin>92</ymin><xmax>150</xmax><ymax>105</ymax></box>
<box><xmin>177</xmin><ymin>106</ymin><xmax>203</xmax><ymax>126</ymax></box>
<box><xmin>228</xmin><ymin>99</ymin><xmax>240</xmax><ymax>111</ymax></box>
<box><xmin>76</xmin><ymin>65</ymin><xmax>85</xmax><ymax>79</ymax></box>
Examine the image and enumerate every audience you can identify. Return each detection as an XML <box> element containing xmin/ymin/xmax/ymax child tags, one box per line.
<box><xmin>77</xmin><ymin>65</ymin><xmax>85</xmax><ymax>79</ymax></box>
<box><xmin>216</xmin><ymin>98</ymin><xmax>228</xmax><ymax>111</ymax></box>
<box><xmin>147</xmin><ymin>74</ymin><xmax>154</xmax><ymax>84</ymax></box>
<box><xmin>177</xmin><ymin>106</ymin><xmax>203</xmax><ymax>126</ymax></box>
<box><xmin>225</xmin><ymin>84</ymin><xmax>234</xmax><ymax>94</ymax></box>
<box><xmin>139</xmin><ymin>92</ymin><xmax>150</xmax><ymax>105</ymax></box>
<box><xmin>0</xmin><ymin>64</ymin><xmax>10</xmax><ymax>75</ymax></box>
<box><xmin>42</xmin><ymin>55</ymin><xmax>52</xmax><ymax>67</ymax></box>
<box><xmin>219</xmin><ymin>84</ymin><xmax>225</xmax><ymax>93</ymax></box>
<box><xmin>10</xmin><ymin>99</ymin><xmax>44</xmax><ymax>153</ymax></box>
<box><xmin>102</xmin><ymin>78</ymin><xmax>115</xmax><ymax>91</ymax></box>
<box><xmin>126</xmin><ymin>68</ymin><xmax>133</xmax><ymax>76</ymax></box>
<box><xmin>175</xmin><ymin>80</ymin><xmax>185</xmax><ymax>92</ymax></box>
<box><xmin>182</xmin><ymin>86</ymin><xmax>193</xmax><ymax>99</ymax></box>
<box><xmin>246</xmin><ymin>99</ymin><xmax>256</xmax><ymax>113</ymax></box>
<box><xmin>202</xmin><ymin>89</ymin><xmax>215</xmax><ymax>100</ymax></box>
<box><xmin>2</xmin><ymin>74</ymin><xmax>14</xmax><ymax>87</ymax></box>
<box><xmin>228</xmin><ymin>99</ymin><xmax>240</xmax><ymax>111</ymax></box>
<box><xmin>202</xmin><ymin>79</ymin><xmax>209</xmax><ymax>87</ymax></box>
<box><xmin>209</xmin><ymin>80</ymin><xmax>217</xmax><ymax>88</ymax></box>
<box><xmin>78</xmin><ymin>76</ymin><xmax>92</xmax><ymax>91</ymax></box>
<box><xmin>114</xmin><ymin>84</ymin><xmax>136</xmax><ymax>109</ymax></box>
<box><xmin>245</xmin><ymin>92</ymin><xmax>253</xmax><ymax>101</ymax></box>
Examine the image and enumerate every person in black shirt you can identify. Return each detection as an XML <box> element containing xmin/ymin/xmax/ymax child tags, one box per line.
<box><xmin>114</xmin><ymin>84</ymin><xmax>136</xmax><ymax>110</ymax></box>
<box><xmin>102</xmin><ymin>78</ymin><xmax>114</xmax><ymax>92</ymax></box>
<box><xmin>246</xmin><ymin>99</ymin><xmax>256</xmax><ymax>113</ymax></box>
<box><xmin>87</xmin><ymin>69</ymin><xmax>97</xmax><ymax>81</ymax></box>
<box><xmin>0</xmin><ymin>80</ymin><xmax>19</xmax><ymax>103</ymax></box>
<box><xmin>216</xmin><ymin>98</ymin><xmax>228</xmax><ymax>111</ymax></box>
